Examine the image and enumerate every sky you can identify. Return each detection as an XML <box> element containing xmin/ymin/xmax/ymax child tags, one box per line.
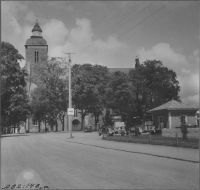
<box><xmin>2</xmin><ymin>1</ymin><xmax>199</xmax><ymax>106</ymax></box>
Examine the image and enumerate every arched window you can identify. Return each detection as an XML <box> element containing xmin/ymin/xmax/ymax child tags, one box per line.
<box><xmin>35</xmin><ymin>49</ymin><xmax>39</xmax><ymax>62</ymax></box>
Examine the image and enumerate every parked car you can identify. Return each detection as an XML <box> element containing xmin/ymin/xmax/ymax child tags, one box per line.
<box><xmin>114</xmin><ymin>126</ymin><xmax>126</xmax><ymax>135</ymax></box>
<box><xmin>84</xmin><ymin>124</ymin><xmax>92</xmax><ymax>132</ymax></box>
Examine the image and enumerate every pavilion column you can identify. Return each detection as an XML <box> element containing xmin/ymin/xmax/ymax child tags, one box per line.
<box><xmin>168</xmin><ymin>111</ymin><xmax>171</xmax><ymax>129</ymax></box>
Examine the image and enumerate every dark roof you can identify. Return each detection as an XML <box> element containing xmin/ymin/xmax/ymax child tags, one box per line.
<box><xmin>108</xmin><ymin>68</ymin><xmax>132</xmax><ymax>73</ymax></box>
<box><xmin>149</xmin><ymin>100</ymin><xmax>199</xmax><ymax>112</ymax></box>
<box><xmin>32</xmin><ymin>20</ymin><xmax>42</xmax><ymax>32</ymax></box>
<box><xmin>25</xmin><ymin>37</ymin><xmax>47</xmax><ymax>46</ymax></box>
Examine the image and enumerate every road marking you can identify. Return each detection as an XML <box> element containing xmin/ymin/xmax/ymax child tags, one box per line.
<box><xmin>64</xmin><ymin>140</ymin><xmax>199</xmax><ymax>164</ymax></box>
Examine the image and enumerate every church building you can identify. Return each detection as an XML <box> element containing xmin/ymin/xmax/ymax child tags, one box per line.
<box><xmin>24</xmin><ymin>20</ymin><xmax>140</xmax><ymax>132</ymax></box>
<box><xmin>25</xmin><ymin>20</ymin><xmax>49</xmax><ymax>131</ymax></box>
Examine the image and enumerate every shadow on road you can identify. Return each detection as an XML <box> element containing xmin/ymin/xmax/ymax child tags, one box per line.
<box><xmin>1</xmin><ymin>134</ymin><xmax>28</xmax><ymax>138</ymax></box>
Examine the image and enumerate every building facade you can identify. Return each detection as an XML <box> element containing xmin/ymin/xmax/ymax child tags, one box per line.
<box><xmin>149</xmin><ymin>100</ymin><xmax>199</xmax><ymax>129</ymax></box>
<box><xmin>25</xmin><ymin>20</ymin><xmax>48</xmax><ymax>131</ymax></box>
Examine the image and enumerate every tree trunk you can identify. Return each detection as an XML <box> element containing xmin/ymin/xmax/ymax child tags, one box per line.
<box><xmin>94</xmin><ymin>114</ymin><xmax>99</xmax><ymax>130</ymax></box>
<box><xmin>81</xmin><ymin>115</ymin><xmax>84</xmax><ymax>131</ymax></box>
<box><xmin>56</xmin><ymin>119</ymin><xmax>58</xmax><ymax>132</ymax></box>
<box><xmin>38</xmin><ymin>120</ymin><xmax>41</xmax><ymax>132</ymax></box>
<box><xmin>45</xmin><ymin>117</ymin><xmax>47</xmax><ymax>132</ymax></box>
<box><xmin>62</xmin><ymin>115</ymin><xmax>65</xmax><ymax>131</ymax></box>
<box><xmin>14</xmin><ymin>124</ymin><xmax>16</xmax><ymax>134</ymax></box>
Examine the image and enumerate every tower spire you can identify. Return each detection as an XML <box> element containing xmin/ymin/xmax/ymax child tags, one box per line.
<box><xmin>31</xmin><ymin>19</ymin><xmax>42</xmax><ymax>37</ymax></box>
<box><xmin>135</xmin><ymin>56</ymin><xmax>140</xmax><ymax>69</ymax></box>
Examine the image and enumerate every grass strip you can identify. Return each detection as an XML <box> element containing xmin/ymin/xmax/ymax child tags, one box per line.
<box><xmin>103</xmin><ymin>134</ymin><xmax>199</xmax><ymax>149</ymax></box>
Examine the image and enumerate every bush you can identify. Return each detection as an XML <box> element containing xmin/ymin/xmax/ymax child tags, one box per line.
<box><xmin>181</xmin><ymin>125</ymin><xmax>188</xmax><ymax>139</ymax></box>
<box><xmin>121</xmin><ymin>131</ymin><xmax>125</xmax><ymax>136</ymax></box>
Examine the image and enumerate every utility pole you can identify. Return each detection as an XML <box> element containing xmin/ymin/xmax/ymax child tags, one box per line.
<box><xmin>64</xmin><ymin>52</ymin><xmax>75</xmax><ymax>138</ymax></box>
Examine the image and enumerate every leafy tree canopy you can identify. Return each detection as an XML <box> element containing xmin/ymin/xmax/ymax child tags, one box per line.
<box><xmin>1</xmin><ymin>42</ymin><xmax>30</xmax><ymax>128</ymax></box>
<box><xmin>30</xmin><ymin>57</ymin><xmax>68</xmax><ymax>131</ymax></box>
<box><xmin>128</xmin><ymin>60</ymin><xmax>180</xmax><ymax>116</ymax></box>
<box><xmin>72</xmin><ymin>63</ymin><xmax>110</xmax><ymax>128</ymax></box>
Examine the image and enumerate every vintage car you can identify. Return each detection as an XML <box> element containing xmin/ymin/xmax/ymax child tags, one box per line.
<box><xmin>84</xmin><ymin>124</ymin><xmax>92</xmax><ymax>132</ymax></box>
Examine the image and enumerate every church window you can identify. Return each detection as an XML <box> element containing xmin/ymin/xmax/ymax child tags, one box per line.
<box><xmin>35</xmin><ymin>49</ymin><xmax>39</xmax><ymax>62</ymax></box>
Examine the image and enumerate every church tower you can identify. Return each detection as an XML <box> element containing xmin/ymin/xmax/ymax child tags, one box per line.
<box><xmin>25</xmin><ymin>20</ymin><xmax>48</xmax><ymax>77</ymax></box>
<box><xmin>25</xmin><ymin>20</ymin><xmax>48</xmax><ymax>132</ymax></box>
<box><xmin>135</xmin><ymin>56</ymin><xmax>140</xmax><ymax>69</ymax></box>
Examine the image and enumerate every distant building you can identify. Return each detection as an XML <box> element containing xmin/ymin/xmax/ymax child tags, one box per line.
<box><xmin>148</xmin><ymin>100</ymin><xmax>199</xmax><ymax>130</ymax></box>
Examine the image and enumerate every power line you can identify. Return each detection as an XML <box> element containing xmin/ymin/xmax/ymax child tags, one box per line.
<box><xmin>71</xmin><ymin>2</ymin><xmax>123</xmax><ymax>53</ymax></box>
<box><xmin>132</xmin><ymin>2</ymin><xmax>187</xmax><ymax>41</ymax></box>
<box><xmin>75</xmin><ymin>2</ymin><xmax>147</xmax><ymax>56</ymax></box>
<box><xmin>91</xmin><ymin>1</ymin><xmax>124</xmax><ymax>29</ymax></box>
<box><xmin>76</xmin><ymin>1</ymin><xmax>173</xmax><ymax>63</ymax></box>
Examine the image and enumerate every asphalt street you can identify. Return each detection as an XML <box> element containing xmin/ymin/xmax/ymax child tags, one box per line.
<box><xmin>1</xmin><ymin>132</ymin><xmax>199</xmax><ymax>189</ymax></box>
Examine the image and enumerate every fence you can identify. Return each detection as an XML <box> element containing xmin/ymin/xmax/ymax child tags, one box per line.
<box><xmin>162</xmin><ymin>128</ymin><xmax>199</xmax><ymax>139</ymax></box>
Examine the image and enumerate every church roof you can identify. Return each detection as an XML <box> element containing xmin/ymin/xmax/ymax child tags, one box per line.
<box><xmin>149</xmin><ymin>100</ymin><xmax>199</xmax><ymax>112</ymax></box>
<box><xmin>25</xmin><ymin>37</ymin><xmax>47</xmax><ymax>46</ymax></box>
<box><xmin>108</xmin><ymin>68</ymin><xmax>132</xmax><ymax>73</ymax></box>
<box><xmin>32</xmin><ymin>20</ymin><xmax>42</xmax><ymax>32</ymax></box>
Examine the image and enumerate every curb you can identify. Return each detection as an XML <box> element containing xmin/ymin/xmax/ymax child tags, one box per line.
<box><xmin>64</xmin><ymin>140</ymin><xmax>199</xmax><ymax>164</ymax></box>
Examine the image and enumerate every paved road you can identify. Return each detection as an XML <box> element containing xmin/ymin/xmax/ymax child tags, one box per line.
<box><xmin>1</xmin><ymin>132</ymin><xmax>199</xmax><ymax>189</ymax></box>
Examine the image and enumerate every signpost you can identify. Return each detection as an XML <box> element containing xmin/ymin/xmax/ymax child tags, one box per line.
<box><xmin>67</xmin><ymin>108</ymin><xmax>74</xmax><ymax>116</ymax></box>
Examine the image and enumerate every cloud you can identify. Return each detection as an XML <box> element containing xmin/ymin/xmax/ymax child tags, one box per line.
<box><xmin>47</xmin><ymin>2</ymin><xmax>75</xmax><ymax>12</ymax></box>
<box><xmin>136</xmin><ymin>43</ymin><xmax>188</xmax><ymax>73</ymax></box>
<box><xmin>43</xmin><ymin>19</ymin><xmax>69</xmax><ymax>47</ymax></box>
<box><xmin>178</xmin><ymin>74</ymin><xmax>199</xmax><ymax>105</ymax></box>
<box><xmin>45</xmin><ymin>17</ymin><xmax>128</xmax><ymax>64</ymax></box>
<box><xmin>136</xmin><ymin>43</ymin><xmax>199</xmax><ymax>105</ymax></box>
<box><xmin>2</xmin><ymin>2</ymin><xmax>32</xmax><ymax>67</ymax></box>
<box><xmin>69</xmin><ymin>18</ymin><xmax>93</xmax><ymax>49</ymax></box>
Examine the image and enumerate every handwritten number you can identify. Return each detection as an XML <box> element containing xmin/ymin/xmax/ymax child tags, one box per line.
<box><xmin>11</xmin><ymin>184</ymin><xmax>16</xmax><ymax>189</ymax></box>
<box><xmin>35</xmin><ymin>184</ymin><xmax>40</xmax><ymax>188</ymax></box>
<box><xmin>2</xmin><ymin>184</ymin><xmax>50</xmax><ymax>189</ymax></box>
<box><xmin>16</xmin><ymin>184</ymin><xmax>21</xmax><ymax>189</ymax></box>
<box><xmin>2</xmin><ymin>185</ymin><xmax>10</xmax><ymax>189</ymax></box>
<box><xmin>26</xmin><ymin>183</ymin><xmax>30</xmax><ymax>188</ymax></box>
<box><xmin>29</xmin><ymin>183</ymin><xmax>35</xmax><ymax>188</ymax></box>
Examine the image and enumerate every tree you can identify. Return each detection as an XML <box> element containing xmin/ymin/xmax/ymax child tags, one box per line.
<box><xmin>30</xmin><ymin>57</ymin><xmax>68</xmax><ymax>131</ymax></box>
<box><xmin>71</xmin><ymin>63</ymin><xmax>109</xmax><ymax>130</ymax></box>
<box><xmin>104</xmin><ymin>71</ymin><xmax>136</xmax><ymax>123</ymax></box>
<box><xmin>128</xmin><ymin>59</ymin><xmax>180</xmax><ymax>117</ymax></box>
<box><xmin>30</xmin><ymin>86</ymin><xmax>50</xmax><ymax>132</ymax></box>
<box><xmin>1</xmin><ymin>42</ymin><xmax>30</xmax><ymax>132</ymax></box>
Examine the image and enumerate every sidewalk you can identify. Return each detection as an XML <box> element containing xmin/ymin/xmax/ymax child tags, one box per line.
<box><xmin>62</xmin><ymin>133</ymin><xmax>199</xmax><ymax>163</ymax></box>
<box><xmin>39</xmin><ymin>132</ymin><xmax>199</xmax><ymax>163</ymax></box>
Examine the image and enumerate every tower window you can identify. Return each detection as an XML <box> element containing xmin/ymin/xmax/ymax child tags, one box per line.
<box><xmin>35</xmin><ymin>49</ymin><xmax>39</xmax><ymax>62</ymax></box>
